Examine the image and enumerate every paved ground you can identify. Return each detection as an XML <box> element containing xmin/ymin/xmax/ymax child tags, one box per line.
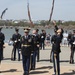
<box><xmin>0</xmin><ymin>44</ymin><xmax>75</xmax><ymax>75</ymax></box>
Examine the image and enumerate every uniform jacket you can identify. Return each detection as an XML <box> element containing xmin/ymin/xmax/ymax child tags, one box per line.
<box><xmin>0</xmin><ymin>32</ymin><xmax>5</xmax><ymax>46</ymax></box>
<box><xmin>40</xmin><ymin>33</ymin><xmax>46</xmax><ymax>42</ymax></box>
<box><xmin>70</xmin><ymin>34</ymin><xmax>75</xmax><ymax>49</ymax></box>
<box><xmin>11</xmin><ymin>33</ymin><xmax>21</xmax><ymax>47</ymax></box>
<box><xmin>51</xmin><ymin>34</ymin><xmax>62</xmax><ymax>54</ymax></box>
<box><xmin>32</xmin><ymin>34</ymin><xmax>40</xmax><ymax>50</ymax></box>
<box><xmin>20</xmin><ymin>35</ymin><xmax>34</xmax><ymax>56</ymax></box>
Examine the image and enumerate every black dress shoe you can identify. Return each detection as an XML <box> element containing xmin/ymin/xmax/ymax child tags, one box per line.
<box><xmin>30</xmin><ymin>66</ymin><xmax>35</xmax><ymax>70</ymax></box>
<box><xmin>23</xmin><ymin>73</ymin><xmax>25</xmax><ymax>75</ymax></box>
<box><xmin>69</xmin><ymin>60</ymin><xmax>74</xmax><ymax>64</ymax></box>
<box><xmin>69</xmin><ymin>60</ymin><xmax>71</xmax><ymax>63</ymax></box>
<box><xmin>30</xmin><ymin>68</ymin><xmax>33</xmax><ymax>70</ymax></box>
<box><xmin>12</xmin><ymin>59</ymin><xmax>15</xmax><ymax>61</ymax></box>
<box><xmin>72</xmin><ymin>60</ymin><xmax>74</xmax><ymax>64</ymax></box>
<box><xmin>23</xmin><ymin>72</ymin><xmax>29</xmax><ymax>75</ymax></box>
<box><xmin>23</xmin><ymin>71</ymin><xmax>30</xmax><ymax>75</ymax></box>
<box><xmin>37</xmin><ymin>60</ymin><xmax>39</xmax><ymax>62</ymax></box>
<box><xmin>50</xmin><ymin>59</ymin><xmax>52</xmax><ymax>63</ymax></box>
<box><xmin>0</xmin><ymin>71</ymin><xmax>1</xmax><ymax>73</ymax></box>
<box><xmin>31</xmin><ymin>67</ymin><xmax>35</xmax><ymax>70</ymax></box>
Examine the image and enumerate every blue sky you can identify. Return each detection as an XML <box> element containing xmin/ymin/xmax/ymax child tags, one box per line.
<box><xmin>0</xmin><ymin>0</ymin><xmax>75</xmax><ymax>21</ymax></box>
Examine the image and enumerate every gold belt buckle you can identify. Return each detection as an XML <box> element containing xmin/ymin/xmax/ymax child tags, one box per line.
<box><xmin>22</xmin><ymin>44</ymin><xmax>30</xmax><ymax>47</ymax></box>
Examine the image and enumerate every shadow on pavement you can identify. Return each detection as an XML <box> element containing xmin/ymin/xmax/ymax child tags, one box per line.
<box><xmin>40</xmin><ymin>59</ymin><xmax>69</xmax><ymax>63</ymax></box>
<box><xmin>60</xmin><ymin>60</ymin><xmax>70</xmax><ymax>63</ymax></box>
<box><xmin>36</xmin><ymin>66</ymin><xmax>53</xmax><ymax>70</ymax></box>
<box><xmin>3</xmin><ymin>58</ymin><xmax>22</xmax><ymax>61</ymax></box>
<box><xmin>3</xmin><ymin>58</ymin><xmax>11</xmax><ymax>60</ymax></box>
<box><xmin>61</xmin><ymin>70</ymin><xmax>75</xmax><ymax>75</ymax></box>
<box><xmin>0</xmin><ymin>69</ymin><xmax>20</xmax><ymax>73</ymax></box>
<box><xmin>40</xmin><ymin>59</ymin><xmax>50</xmax><ymax>62</ymax></box>
<box><xmin>30</xmin><ymin>66</ymin><xmax>53</xmax><ymax>75</ymax></box>
<box><xmin>30</xmin><ymin>70</ymin><xmax>49</xmax><ymax>75</ymax></box>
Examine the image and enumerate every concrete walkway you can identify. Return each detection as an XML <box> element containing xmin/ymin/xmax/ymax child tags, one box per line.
<box><xmin>0</xmin><ymin>44</ymin><xmax>75</xmax><ymax>75</ymax></box>
<box><xmin>0</xmin><ymin>62</ymin><xmax>75</xmax><ymax>75</ymax></box>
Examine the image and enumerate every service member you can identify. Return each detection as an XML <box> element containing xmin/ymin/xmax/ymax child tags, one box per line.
<box><xmin>51</xmin><ymin>29</ymin><xmax>62</xmax><ymax>75</ymax></box>
<box><xmin>20</xmin><ymin>29</ymin><xmax>34</xmax><ymax>75</ymax></box>
<box><xmin>51</xmin><ymin>21</ymin><xmax>63</xmax><ymax>75</ymax></box>
<box><xmin>40</xmin><ymin>29</ymin><xmax>46</xmax><ymax>50</ymax></box>
<box><xmin>30</xmin><ymin>29</ymin><xmax>40</xmax><ymax>70</ymax></box>
<box><xmin>0</xmin><ymin>27</ymin><xmax>5</xmax><ymax>62</ymax></box>
<box><xmin>11</xmin><ymin>28</ymin><xmax>21</xmax><ymax>61</ymax></box>
<box><xmin>36</xmin><ymin>29</ymin><xmax>40</xmax><ymax>62</ymax></box>
<box><xmin>70</xmin><ymin>30</ymin><xmax>75</xmax><ymax>64</ymax></box>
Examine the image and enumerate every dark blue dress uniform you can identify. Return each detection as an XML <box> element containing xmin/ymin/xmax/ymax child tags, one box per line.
<box><xmin>20</xmin><ymin>34</ymin><xmax>34</xmax><ymax>75</ymax></box>
<box><xmin>51</xmin><ymin>26</ymin><xmax>63</xmax><ymax>75</ymax></box>
<box><xmin>11</xmin><ymin>29</ymin><xmax>21</xmax><ymax>61</ymax></box>
<box><xmin>36</xmin><ymin>34</ymin><xmax>40</xmax><ymax>62</ymax></box>
<box><xmin>70</xmin><ymin>31</ymin><xmax>75</xmax><ymax>64</ymax></box>
<box><xmin>35</xmin><ymin>29</ymin><xmax>40</xmax><ymax>62</ymax></box>
<box><xmin>67</xmin><ymin>32</ymin><xmax>72</xmax><ymax>46</ymax></box>
<box><xmin>40</xmin><ymin>30</ymin><xmax>46</xmax><ymax>50</ymax></box>
<box><xmin>51</xmin><ymin>34</ymin><xmax>61</xmax><ymax>75</ymax></box>
<box><xmin>30</xmin><ymin>34</ymin><xmax>40</xmax><ymax>70</ymax></box>
<box><xmin>0</xmin><ymin>28</ymin><xmax>5</xmax><ymax>62</ymax></box>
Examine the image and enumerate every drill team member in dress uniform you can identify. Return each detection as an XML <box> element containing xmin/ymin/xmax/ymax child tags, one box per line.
<box><xmin>0</xmin><ymin>27</ymin><xmax>5</xmax><ymax>62</ymax></box>
<box><xmin>67</xmin><ymin>31</ymin><xmax>72</xmax><ymax>46</ymax></box>
<box><xmin>51</xmin><ymin>29</ymin><xmax>63</xmax><ymax>75</ymax></box>
<box><xmin>30</xmin><ymin>29</ymin><xmax>40</xmax><ymax>70</ymax></box>
<box><xmin>11</xmin><ymin>28</ymin><xmax>21</xmax><ymax>61</ymax></box>
<box><xmin>36</xmin><ymin>29</ymin><xmax>40</xmax><ymax>62</ymax></box>
<box><xmin>40</xmin><ymin>30</ymin><xmax>46</xmax><ymax>50</ymax></box>
<box><xmin>50</xmin><ymin>29</ymin><xmax>57</xmax><ymax>63</ymax></box>
<box><xmin>51</xmin><ymin>21</ymin><xmax>63</xmax><ymax>75</ymax></box>
<box><xmin>20</xmin><ymin>29</ymin><xmax>34</xmax><ymax>75</ymax></box>
<box><xmin>70</xmin><ymin>30</ymin><xmax>75</xmax><ymax>64</ymax></box>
